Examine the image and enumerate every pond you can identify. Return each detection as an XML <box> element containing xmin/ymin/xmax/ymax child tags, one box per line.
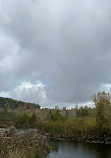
<box><xmin>47</xmin><ymin>140</ymin><xmax>111</xmax><ymax>158</ymax></box>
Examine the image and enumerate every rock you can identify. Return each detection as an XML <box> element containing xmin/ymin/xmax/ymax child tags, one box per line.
<box><xmin>3</xmin><ymin>126</ymin><xmax>16</xmax><ymax>137</ymax></box>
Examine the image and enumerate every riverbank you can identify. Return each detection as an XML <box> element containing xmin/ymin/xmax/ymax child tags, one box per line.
<box><xmin>46</xmin><ymin>135</ymin><xmax>111</xmax><ymax>145</ymax></box>
<box><xmin>37</xmin><ymin>119</ymin><xmax>111</xmax><ymax>145</ymax></box>
<box><xmin>0</xmin><ymin>127</ymin><xmax>51</xmax><ymax>158</ymax></box>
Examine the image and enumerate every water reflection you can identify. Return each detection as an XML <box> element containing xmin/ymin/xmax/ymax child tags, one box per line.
<box><xmin>47</xmin><ymin>140</ymin><xmax>111</xmax><ymax>158</ymax></box>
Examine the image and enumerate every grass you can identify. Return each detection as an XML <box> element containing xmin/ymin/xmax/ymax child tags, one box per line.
<box><xmin>0</xmin><ymin>129</ymin><xmax>51</xmax><ymax>158</ymax></box>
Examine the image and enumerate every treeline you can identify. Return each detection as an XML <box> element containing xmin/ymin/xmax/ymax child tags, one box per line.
<box><xmin>1</xmin><ymin>92</ymin><xmax>111</xmax><ymax>143</ymax></box>
<box><xmin>37</xmin><ymin>92</ymin><xmax>111</xmax><ymax>143</ymax></box>
<box><xmin>0</xmin><ymin>96</ymin><xmax>40</xmax><ymax>109</ymax></box>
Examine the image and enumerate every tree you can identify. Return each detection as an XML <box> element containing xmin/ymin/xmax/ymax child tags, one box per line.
<box><xmin>51</xmin><ymin>110</ymin><xmax>65</xmax><ymax>121</ymax></box>
<box><xmin>16</xmin><ymin>112</ymin><xmax>36</xmax><ymax>128</ymax></box>
<box><xmin>46</xmin><ymin>110</ymin><xmax>52</xmax><ymax>120</ymax></box>
<box><xmin>92</xmin><ymin>92</ymin><xmax>111</xmax><ymax>128</ymax></box>
<box><xmin>76</xmin><ymin>106</ymin><xmax>89</xmax><ymax>117</ymax></box>
<box><xmin>29</xmin><ymin>112</ymin><xmax>36</xmax><ymax>125</ymax></box>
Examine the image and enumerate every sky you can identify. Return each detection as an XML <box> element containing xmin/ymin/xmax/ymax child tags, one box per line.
<box><xmin>0</xmin><ymin>0</ymin><xmax>111</xmax><ymax>108</ymax></box>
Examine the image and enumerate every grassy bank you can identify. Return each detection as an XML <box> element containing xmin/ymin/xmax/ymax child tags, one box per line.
<box><xmin>37</xmin><ymin>118</ymin><xmax>111</xmax><ymax>144</ymax></box>
<box><xmin>0</xmin><ymin>127</ymin><xmax>51</xmax><ymax>158</ymax></box>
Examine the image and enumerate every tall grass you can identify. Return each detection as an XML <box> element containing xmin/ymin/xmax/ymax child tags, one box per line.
<box><xmin>0</xmin><ymin>130</ymin><xmax>50</xmax><ymax>158</ymax></box>
<box><xmin>37</xmin><ymin>118</ymin><xmax>99</xmax><ymax>139</ymax></box>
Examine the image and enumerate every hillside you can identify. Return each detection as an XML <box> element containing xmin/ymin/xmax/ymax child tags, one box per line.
<box><xmin>0</xmin><ymin>96</ymin><xmax>40</xmax><ymax>109</ymax></box>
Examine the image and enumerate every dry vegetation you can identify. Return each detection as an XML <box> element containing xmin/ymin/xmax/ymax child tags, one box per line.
<box><xmin>0</xmin><ymin>127</ymin><xmax>50</xmax><ymax>158</ymax></box>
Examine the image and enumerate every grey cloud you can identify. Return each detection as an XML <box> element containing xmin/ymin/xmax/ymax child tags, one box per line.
<box><xmin>0</xmin><ymin>0</ymin><xmax>111</xmax><ymax>107</ymax></box>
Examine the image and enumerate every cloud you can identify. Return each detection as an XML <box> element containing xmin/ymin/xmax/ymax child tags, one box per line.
<box><xmin>0</xmin><ymin>81</ymin><xmax>52</xmax><ymax>106</ymax></box>
<box><xmin>0</xmin><ymin>0</ymin><xmax>111</xmax><ymax>108</ymax></box>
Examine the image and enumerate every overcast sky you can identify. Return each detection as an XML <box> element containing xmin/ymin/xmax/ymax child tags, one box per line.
<box><xmin>0</xmin><ymin>0</ymin><xmax>111</xmax><ymax>108</ymax></box>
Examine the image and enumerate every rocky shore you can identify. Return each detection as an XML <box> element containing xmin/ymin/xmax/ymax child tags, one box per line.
<box><xmin>43</xmin><ymin>133</ymin><xmax>111</xmax><ymax>145</ymax></box>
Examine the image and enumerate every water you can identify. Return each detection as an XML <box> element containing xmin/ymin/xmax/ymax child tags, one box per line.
<box><xmin>47</xmin><ymin>140</ymin><xmax>111</xmax><ymax>158</ymax></box>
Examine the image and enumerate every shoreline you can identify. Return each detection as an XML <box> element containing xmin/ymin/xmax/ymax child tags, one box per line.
<box><xmin>1</xmin><ymin>127</ymin><xmax>111</xmax><ymax>145</ymax></box>
<box><xmin>43</xmin><ymin>133</ymin><xmax>111</xmax><ymax>145</ymax></box>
